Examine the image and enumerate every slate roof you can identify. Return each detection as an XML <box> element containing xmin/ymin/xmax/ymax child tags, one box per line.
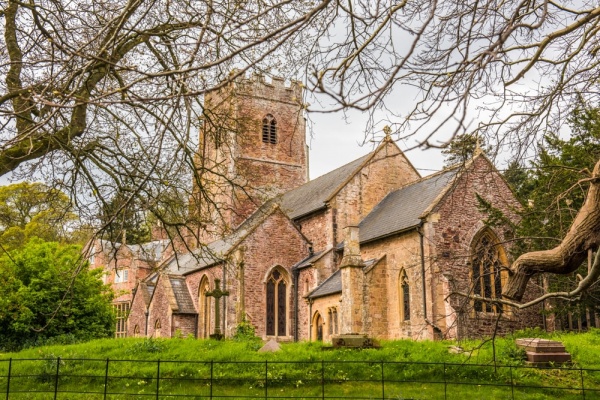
<box><xmin>307</xmin><ymin>270</ymin><xmax>341</xmax><ymax>299</ymax></box>
<box><xmin>169</xmin><ymin>276</ymin><xmax>196</xmax><ymax>314</ymax></box>
<box><xmin>129</xmin><ymin>240</ymin><xmax>170</xmax><ymax>262</ymax></box>
<box><xmin>96</xmin><ymin>239</ymin><xmax>169</xmax><ymax>262</ymax></box>
<box><xmin>281</xmin><ymin>154</ymin><xmax>371</xmax><ymax>219</ymax></box>
<box><xmin>359</xmin><ymin>168</ymin><xmax>459</xmax><ymax>243</ymax></box>
<box><xmin>292</xmin><ymin>249</ymin><xmax>332</xmax><ymax>270</ymax></box>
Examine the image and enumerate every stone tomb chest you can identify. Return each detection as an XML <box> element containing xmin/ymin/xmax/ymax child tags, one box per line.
<box><xmin>515</xmin><ymin>338</ymin><xmax>571</xmax><ymax>366</ymax></box>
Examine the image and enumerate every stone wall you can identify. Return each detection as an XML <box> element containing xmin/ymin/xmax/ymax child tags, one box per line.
<box><xmin>127</xmin><ymin>284</ymin><xmax>149</xmax><ymax>337</ymax></box>
<box><xmin>147</xmin><ymin>275</ymin><xmax>174</xmax><ymax>338</ymax></box>
<box><xmin>237</xmin><ymin>209</ymin><xmax>309</xmax><ymax>339</ymax></box>
<box><xmin>332</xmin><ymin>141</ymin><xmax>420</xmax><ymax>243</ymax></box>
<box><xmin>172</xmin><ymin>314</ymin><xmax>197</xmax><ymax>338</ymax></box>
<box><xmin>309</xmin><ymin>294</ymin><xmax>342</xmax><ymax>343</ymax></box>
<box><xmin>295</xmin><ymin>210</ymin><xmax>333</xmax><ymax>251</ymax></box>
<box><xmin>196</xmin><ymin>74</ymin><xmax>308</xmax><ymax>232</ymax></box>
<box><xmin>429</xmin><ymin>156</ymin><xmax>544</xmax><ymax>339</ymax></box>
<box><xmin>296</xmin><ymin>266</ymin><xmax>319</xmax><ymax>340</ymax></box>
<box><xmin>361</xmin><ymin>230</ymin><xmax>428</xmax><ymax>340</ymax></box>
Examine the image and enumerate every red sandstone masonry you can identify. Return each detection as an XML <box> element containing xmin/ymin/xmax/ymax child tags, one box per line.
<box><xmin>147</xmin><ymin>275</ymin><xmax>174</xmax><ymax>338</ymax></box>
<box><xmin>195</xmin><ymin>75</ymin><xmax>308</xmax><ymax>236</ymax></box>
<box><xmin>429</xmin><ymin>156</ymin><xmax>543</xmax><ymax>339</ymax></box>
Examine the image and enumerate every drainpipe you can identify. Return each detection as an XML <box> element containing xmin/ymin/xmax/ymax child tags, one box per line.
<box><xmin>418</xmin><ymin>223</ymin><xmax>428</xmax><ymax>320</ymax></box>
<box><xmin>293</xmin><ymin>268</ymin><xmax>300</xmax><ymax>342</ymax></box>
<box><xmin>194</xmin><ymin>314</ymin><xmax>199</xmax><ymax>339</ymax></box>
<box><xmin>144</xmin><ymin>310</ymin><xmax>149</xmax><ymax>336</ymax></box>
<box><xmin>222</xmin><ymin>263</ymin><xmax>227</xmax><ymax>337</ymax></box>
<box><xmin>308</xmin><ymin>299</ymin><xmax>313</xmax><ymax>341</ymax></box>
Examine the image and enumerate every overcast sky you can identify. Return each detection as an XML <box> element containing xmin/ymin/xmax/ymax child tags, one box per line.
<box><xmin>306</xmin><ymin>107</ymin><xmax>445</xmax><ymax>180</ymax></box>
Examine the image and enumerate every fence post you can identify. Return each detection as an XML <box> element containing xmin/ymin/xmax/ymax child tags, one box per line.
<box><xmin>156</xmin><ymin>360</ymin><xmax>160</xmax><ymax>400</ymax></box>
<box><xmin>5</xmin><ymin>358</ymin><xmax>11</xmax><ymax>400</ymax></box>
<box><xmin>264</xmin><ymin>361</ymin><xmax>268</xmax><ymax>400</ymax></box>
<box><xmin>54</xmin><ymin>357</ymin><xmax>60</xmax><ymax>400</ymax></box>
<box><xmin>381</xmin><ymin>361</ymin><xmax>385</xmax><ymax>400</ymax></box>
<box><xmin>443</xmin><ymin>362</ymin><xmax>447</xmax><ymax>400</ymax></box>
<box><xmin>510</xmin><ymin>366</ymin><xmax>514</xmax><ymax>400</ymax></box>
<box><xmin>321</xmin><ymin>361</ymin><xmax>325</xmax><ymax>400</ymax></box>
<box><xmin>210</xmin><ymin>361</ymin><xmax>213</xmax><ymax>400</ymax></box>
<box><xmin>103</xmin><ymin>359</ymin><xmax>109</xmax><ymax>400</ymax></box>
<box><xmin>580</xmin><ymin>367</ymin><xmax>585</xmax><ymax>400</ymax></box>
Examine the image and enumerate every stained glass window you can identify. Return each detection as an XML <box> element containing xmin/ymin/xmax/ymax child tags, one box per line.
<box><xmin>472</xmin><ymin>231</ymin><xmax>505</xmax><ymax>313</ymax></box>
<box><xmin>266</xmin><ymin>268</ymin><xmax>287</xmax><ymax>337</ymax></box>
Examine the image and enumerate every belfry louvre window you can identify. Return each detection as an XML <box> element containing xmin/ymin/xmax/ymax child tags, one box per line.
<box><xmin>266</xmin><ymin>268</ymin><xmax>287</xmax><ymax>336</ymax></box>
<box><xmin>114</xmin><ymin>302</ymin><xmax>130</xmax><ymax>338</ymax></box>
<box><xmin>262</xmin><ymin>114</ymin><xmax>277</xmax><ymax>144</ymax></box>
<box><xmin>472</xmin><ymin>231</ymin><xmax>506</xmax><ymax>313</ymax></box>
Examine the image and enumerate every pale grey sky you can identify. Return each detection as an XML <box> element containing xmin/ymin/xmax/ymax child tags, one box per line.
<box><xmin>307</xmin><ymin>108</ymin><xmax>445</xmax><ymax>180</ymax></box>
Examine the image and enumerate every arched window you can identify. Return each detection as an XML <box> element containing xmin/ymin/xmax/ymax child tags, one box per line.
<box><xmin>154</xmin><ymin>319</ymin><xmax>162</xmax><ymax>338</ymax></box>
<box><xmin>262</xmin><ymin>114</ymin><xmax>277</xmax><ymax>144</ymax></box>
<box><xmin>198</xmin><ymin>276</ymin><xmax>211</xmax><ymax>338</ymax></box>
<box><xmin>133</xmin><ymin>325</ymin><xmax>140</xmax><ymax>337</ymax></box>
<box><xmin>399</xmin><ymin>269</ymin><xmax>410</xmax><ymax>321</ymax></box>
<box><xmin>328</xmin><ymin>309</ymin><xmax>333</xmax><ymax>335</ymax></box>
<box><xmin>266</xmin><ymin>268</ymin><xmax>287</xmax><ymax>336</ymax></box>
<box><xmin>471</xmin><ymin>230</ymin><xmax>507</xmax><ymax>313</ymax></box>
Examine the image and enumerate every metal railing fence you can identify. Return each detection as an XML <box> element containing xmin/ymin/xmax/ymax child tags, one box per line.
<box><xmin>0</xmin><ymin>357</ymin><xmax>598</xmax><ymax>399</ymax></box>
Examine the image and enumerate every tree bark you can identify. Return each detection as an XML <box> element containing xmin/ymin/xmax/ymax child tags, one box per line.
<box><xmin>503</xmin><ymin>159</ymin><xmax>600</xmax><ymax>301</ymax></box>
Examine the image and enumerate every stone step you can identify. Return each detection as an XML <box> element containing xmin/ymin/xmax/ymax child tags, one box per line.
<box><xmin>525</xmin><ymin>351</ymin><xmax>572</xmax><ymax>363</ymax></box>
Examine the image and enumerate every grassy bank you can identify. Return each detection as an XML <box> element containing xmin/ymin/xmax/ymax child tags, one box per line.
<box><xmin>1</xmin><ymin>328</ymin><xmax>599</xmax><ymax>399</ymax></box>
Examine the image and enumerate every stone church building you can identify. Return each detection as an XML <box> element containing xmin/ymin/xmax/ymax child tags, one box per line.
<box><xmin>90</xmin><ymin>75</ymin><xmax>543</xmax><ymax>341</ymax></box>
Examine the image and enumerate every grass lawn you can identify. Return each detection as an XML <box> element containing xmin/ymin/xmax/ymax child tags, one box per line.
<box><xmin>1</xmin><ymin>328</ymin><xmax>600</xmax><ymax>399</ymax></box>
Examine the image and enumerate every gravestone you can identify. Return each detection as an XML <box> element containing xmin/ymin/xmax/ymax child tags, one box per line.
<box><xmin>515</xmin><ymin>338</ymin><xmax>571</xmax><ymax>366</ymax></box>
<box><xmin>331</xmin><ymin>334</ymin><xmax>380</xmax><ymax>349</ymax></box>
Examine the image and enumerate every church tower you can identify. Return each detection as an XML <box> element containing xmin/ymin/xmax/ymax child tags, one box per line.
<box><xmin>193</xmin><ymin>74</ymin><xmax>308</xmax><ymax>242</ymax></box>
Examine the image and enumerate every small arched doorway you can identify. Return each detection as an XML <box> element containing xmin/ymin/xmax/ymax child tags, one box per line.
<box><xmin>154</xmin><ymin>319</ymin><xmax>162</xmax><ymax>338</ymax></box>
<box><xmin>312</xmin><ymin>312</ymin><xmax>323</xmax><ymax>341</ymax></box>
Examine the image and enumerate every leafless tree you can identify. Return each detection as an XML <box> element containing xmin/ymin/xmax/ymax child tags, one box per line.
<box><xmin>305</xmin><ymin>0</ymin><xmax>600</xmax><ymax>305</ymax></box>
<box><xmin>0</xmin><ymin>0</ymin><xmax>328</xmax><ymax>246</ymax></box>
<box><xmin>3</xmin><ymin>0</ymin><xmax>600</xmax><ymax>305</ymax></box>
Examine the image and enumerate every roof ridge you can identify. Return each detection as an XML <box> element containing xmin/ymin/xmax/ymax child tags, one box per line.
<box><xmin>309</xmin><ymin>152</ymin><xmax>372</xmax><ymax>182</ymax></box>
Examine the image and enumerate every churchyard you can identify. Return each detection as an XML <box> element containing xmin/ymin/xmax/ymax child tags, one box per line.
<box><xmin>1</xmin><ymin>329</ymin><xmax>600</xmax><ymax>399</ymax></box>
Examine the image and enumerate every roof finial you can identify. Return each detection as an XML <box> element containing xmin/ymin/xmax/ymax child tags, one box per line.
<box><xmin>383</xmin><ymin>125</ymin><xmax>392</xmax><ymax>141</ymax></box>
<box><xmin>473</xmin><ymin>135</ymin><xmax>483</xmax><ymax>157</ymax></box>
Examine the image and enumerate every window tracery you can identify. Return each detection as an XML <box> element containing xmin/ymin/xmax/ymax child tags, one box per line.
<box><xmin>266</xmin><ymin>268</ymin><xmax>287</xmax><ymax>336</ymax></box>
<box><xmin>471</xmin><ymin>230</ymin><xmax>506</xmax><ymax>313</ymax></box>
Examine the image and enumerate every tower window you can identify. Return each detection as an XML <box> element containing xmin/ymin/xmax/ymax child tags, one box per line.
<box><xmin>262</xmin><ymin>114</ymin><xmax>277</xmax><ymax>144</ymax></box>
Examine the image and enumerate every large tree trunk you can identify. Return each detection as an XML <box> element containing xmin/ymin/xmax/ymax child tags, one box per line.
<box><xmin>503</xmin><ymin>159</ymin><xmax>600</xmax><ymax>301</ymax></box>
